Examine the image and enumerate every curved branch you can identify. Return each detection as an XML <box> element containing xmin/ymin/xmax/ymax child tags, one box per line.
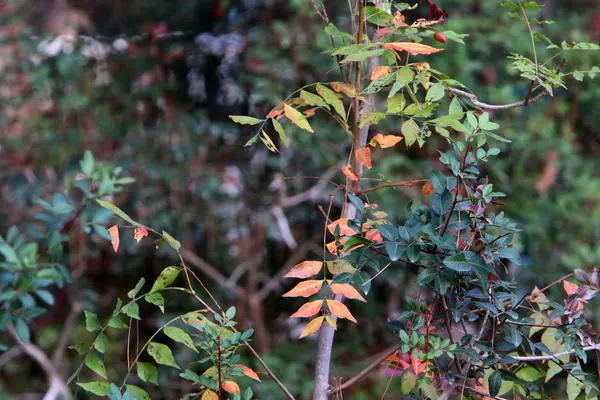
<box><xmin>512</xmin><ymin>343</ymin><xmax>600</xmax><ymax>362</ymax></box>
<box><xmin>449</xmin><ymin>87</ymin><xmax>548</xmax><ymax>111</ymax></box>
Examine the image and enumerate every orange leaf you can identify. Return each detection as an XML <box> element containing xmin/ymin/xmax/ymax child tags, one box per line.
<box><xmin>382</xmin><ymin>42</ymin><xmax>443</xmax><ymax>55</ymax></box>
<box><xmin>371</xmin><ymin>66</ymin><xmax>393</xmax><ymax>81</ymax></box>
<box><xmin>356</xmin><ymin>147</ymin><xmax>372</xmax><ymax>169</ymax></box>
<box><xmin>291</xmin><ymin>300</ymin><xmax>324</xmax><ymax>318</ymax></box>
<box><xmin>327</xmin><ymin>218</ymin><xmax>356</xmax><ymax>236</ymax></box>
<box><xmin>134</xmin><ymin>227</ymin><xmax>148</xmax><ymax>243</ymax></box>
<box><xmin>282</xmin><ymin>280</ymin><xmax>324</xmax><ymax>298</ymax></box>
<box><xmin>108</xmin><ymin>225</ymin><xmax>119</xmax><ymax>252</ymax></box>
<box><xmin>284</xmin><ymin>261</ymin><xmax>323</xmax><ymax>279</ymax></box>
<box><xmin>222</xmin><ymin>380</ymin><xmax>240</xmax><ymax>395</ymax></box>
<box><xmin>422</xmin><ymin>181</ymin><xmax>434</xmax><ymax>195</ymax></box>
<box><xmin>299</xmin><ymin>316</ymin><xmax>325</xmax><ymax>338</ymax></box>
<box><xmin>330</xmin><ymin>283</ymin><xmax>367</xmax><ymax>302</ymax></box>
<box><xmin>326</xmin><ymin>299</ymin><xmax>357</xmax><ymax>323</ymax></box>
<box><xmin>564</xmin><ymin>280</ymin><xmax>579</xmax><ymax>295</ymax></box>
<box><xmin>370</xmin><ymin>133</ymin><xmax>404</xmax><ymax>148</ymax></box>
<box><xmin>330</xmin><ymin>81</ymin><xmax>360</xmax><ymax>98</ymax></box>
<box><xmin>234</xmin><ymin>364</ymin><xmax>261</xmax><ymax>382</ymax></box>
<box><xmin>342</xmin><ymin>164</ymin><xmax>359</xmax><ymax>181</ymax></box>
<box><xmin>325</xmin><ymin>316</ymin><xmax>337</xmax><ymax>329</ymax></box>
<box><xmin>201</xmin><ymin>389</ymin><xmax>219</xmax><ymax>400</ymax></box>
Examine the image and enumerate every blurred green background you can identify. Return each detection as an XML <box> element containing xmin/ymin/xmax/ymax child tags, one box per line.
<box><xmin>0</xmin><ymin>0</ymin><xmax>599</xmax><ymax>398</ymax></box>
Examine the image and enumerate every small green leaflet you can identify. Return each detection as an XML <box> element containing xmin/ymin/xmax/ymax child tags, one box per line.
<box><xmin>425</xmin><ymin>82</ymin><xmax>445</xmax><ymax>103</ymax></box>
<box><xmin>162</xmin><ymin>231</ymin><xmax>181</xmax><ymax>251</ymax></box>
<box><xmin>359</xmin><ymin>112</ymin><xmax>386</xmax><ymax>128</ymax></box>
<box><xmin>284</xmin><ymin>104</ymin><xmax>314</xmax><ymax>133</ymax></box>
<box><xmin>77</xmin><ymin>381</ymin><xmax>112</xmax><ymax>396</ymax></box>
<box><xmin>85</xmin><ymin>311</ymin><xmax>102</xmax><ymax>332</ymax></box>
<box><xmin>272</xmin><ymin>118</ymin><xmax>289</xmax><ymax>146</ymax></box>
<box><xmin>316</xmin><ymin>84</ymin><xmax>345</xmax><ymax>119</ymax></box>
<box><xmin>147</xmin><ymin>342</ymin><xmax>180</xmax><ymax>368</ymax></box>
<box><xmin>124</xmin><ymin>385</ymin><xmax>151</xmax><ymax>400</ymax></box>
<box><xmin>488</xmin><ymin>371</ymin><xmax>503</xmax><ymax>397</ymax></box>
<box><xmin>300</xmin><ymin>90</ymin><xmax>330</xmax><ymax>109</ymax></box>
<box><xmin>387</xmin><ymin>94</ymin><xmax>406</xmax><ymax>114</ymax></box>
<box><xmin>401</xmin><ymin>119</ymin><xmax>419</xmax><ymax>147</ymax></box>
<box><xmin>164</xmin><ymin>326</ymin><xmax>198</xmax><ymax>353</ymax></box>
<box><xmin>80</xmin><ymin>150</ymin><xmax>95</xmax><ymax>176</ymax></box>
<box><xmin>128</xmin><ymin>277</ymin><xmax>145</xmax><ymax>299</ymax></box>
<box><xmin>228</xmin><ymin>115</ymin><xmax>264</xmax><ymax>125</ymax></box>
<box><xmin>244</xmin><ymin>134</ymin><xmax>259</xmax><ymax>147</ymax></box>
<box><xmin>145</xmin><ymin>292</ymin><xmax>165</xmax><ymax>312</ymax></box>
<box><xmin>94</xmin><ymin>332</ymin><xmax>107</xmax><ymax>353</ymax></box>
<box><xmin>150</xmin><ymin>266</ymin><xmax>180</xmax><ymax>293</ymax></box>
<box><xmin>137</xmin><ymin>362</ymin><xmax>159</xmax><ymax>385</ymax></box>
<box><xmin>121</xmin><ymin>301</ymin><xmax>140</xmax><ymax>320</ymax></box>
<box><xmin>85</xmin><ymin>353</ymin><xmax>108</xmax><ymax>379</ymax></box>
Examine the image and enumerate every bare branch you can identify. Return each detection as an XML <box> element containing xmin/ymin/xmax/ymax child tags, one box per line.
<box><xmin>512</xmin><ymin>343</ymin><xmax>600</xmax><ymax>362</ymax></box>
<box><xmin>449</xmin><ymin>87</ymin><xmax>548</xmax><ymax>111</ymax></box>
<box><xmin>272</xmin><ymin>205</ymin><xmax>298</xmax><ymax>249</ymax></box>
<box><xmin>356</xmin><ymin>179</ymin><xmax>426</xmax><ymax>195</ymax></box>
<box><xmin>180</xmin><ymin>248</ymin><xmax>247</xmax><ymax>297</ymax></box>
<box><xmin>52</xmin><ymin>301</ymin><xmax>83</xmax><ymax>366</ymax></box>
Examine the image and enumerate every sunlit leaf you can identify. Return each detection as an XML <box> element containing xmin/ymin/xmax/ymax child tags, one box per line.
<box><xmin>342</xmin><ymin>165</ymin><xmax>359</xmax><ymax>181</ymax></box>
<box><xmin>401</xmin><ymin>119</ymin><xmax>420</xmax><ymax>147</ymax></box>
<box><xmin>150</xmin><ymin>266</ymin><xmax>180</xmax><ymax>293</ymax></box>
<box><xmin>383</xmin><ymin>42</ymin><xmax>444</xmax><ymax>55</ymax></box>
<box><xmin>228</xmin><ymin>115</ymin><xmax>264</xmax><ymax>125</ymax></box>
<box><xmin>282</xmin><ymin>280</ymin><xmax>324</xmax><ymax>298</ymax></box>
<box><xmin>370</xmin><ymin>134</ymin><xmax>404</xmax><ymax>148</ymax></box>
<box><xmin>326</xmin><ymin>299</ymin><xmax>357</xmax><ymax>322</ymax></box>
<box><xmin>284</xmin><ymin>104</ymin><xmax>314</xmax><ymax>133</ymax></box>
<box><xmin>234</xmin><ymin>364</ymin><xmax>262</xmax><ymax>382</ymax></box>
<box><xmin>299</xmin><ymin>316</ymin><xmax>325</xmax><ymax>338</ymax></box>
<box><xmin>330</xmin><ymin>283</ymin><xmax>367</xmax><ymax>302</ymax></box>
<box><xmin>325</xmin><ymin>316</ymin><xmax>337</xmax><ymax>329</ymax></box>
<box><xmin>222</xmin><ymin>380</ymin><xmax>240</xmax><ymax>395</ymax></box>
<box><xmin>371</xmin><ymin>66</ymin><xmax>393</xmax><ymax>81</ymax></box>
<box><xmin>147</xmin><ymin>342</ymin><xmax>180</xmax><ymax>368</ymax></box>
<box><xmin>327</xmin><ymin>218</ymin><xmax>356</xmax><ymax>236</ymax></box>
<box><xmin>284</xmin><ymin>261</ymin><xmax>324</xmax><ymax>279</ymax></box>
<box><xmin>290</xmin><ymin>300</ymin><xmax>324</xmax><ymax>318</ymax></box>
<box><xmin>85</xmin><ymin>353</ymin><xmax>107</xmax><ymax>379</ymax></box>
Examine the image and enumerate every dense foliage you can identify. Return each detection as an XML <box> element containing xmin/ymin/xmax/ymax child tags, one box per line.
<box><xmin>0</xmin><ymin>0</ymin><xmax>599</xmax><ymax>399</ymax></box>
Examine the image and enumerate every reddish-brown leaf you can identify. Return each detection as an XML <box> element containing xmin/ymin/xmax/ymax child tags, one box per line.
<box><xmin>108</xmin><ymin>225</ymin><xmax>119</xmax><ymax>252</ymax></box>
<box><xmin>284</xmin><ymin>261</ymin><xmax>324</xmax><ymax>279</ymax></box>
<box><xmin>370</xmin><ymin>133</ymin><xmax>404</xmax><ymax>148</ymax></box>
<box><xmin>234</xmin><ymin>364</ymin><xmax>261</xmax><ymax>382</ymax></box>
<box><xmin>222</xmin><ymin>380</ymin><xmax>240</xmax><ymax>395</ymax></box>
<box><xmin>134</xmin><ymin>227</ymin><xmax>148</xmax><ymax>243</ymax></box>
<box><xmin>282</xmin><ymin>280</ymin><xmax>324</xmax><ymax>298</ymax></box>
<box><xmin>290</xmin><ymin>300</ymin><xmax>324</xmax><ymax>318</ymax></box>
<box><xmin>371</xmin><ymin>66</ymin><xmax>393</xmax><ymax>81</ymax></box>
<box><xmin>266</xmin><ymin>107</ymin><xmax>283</xmax><ymax>119</ymax></box>
<box><xmin>299</xmin><ymin>316</ymin><xmax>325</xmax><ymax>338</ymax></box>
<box><xmin>342</xmin><ymin>164</ymin><xmax>359</xmax><ymax>181</ymax></box>
<box><xmin>330</xmin><ymin>283</ymin><xmax>367</xmax><ymax>302</ymax></box>
<box><xmin>433</xmin><ymin>32</ymin><xmax>447</xmax><ymax>44</ymax></box>
<box><xmin>326</xmin><ymin>299</ymin><xmax>357</xmax><ymax>323</ymax></box>
<box><xmin>422</xmin><ymin>181</ymin><xmax>434</xmax><ymax>195</ymax></box>
<box><xmin>327</xmin><ymin>218</ymin><xmax>356</xmax><ymax>236</ymax></box>
<box><xmin>382</xmin><ymin>42</ymin><xmax>444</xmax><ymax>55</ymax></box>
<box><xmin>356</xmin><ymin>147</ymin><xmax>372</xmax><ymax>169</ymax></box>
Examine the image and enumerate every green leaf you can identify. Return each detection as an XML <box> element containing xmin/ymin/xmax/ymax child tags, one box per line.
<box><xmin>387</xmin><ymin>94</ymin><xmax>406</xmax><ymax>113</ymax></box>
<box><xmin>96</xmin><ymin>200</ymin><xmax>140</xmax><ymax>227</ymax></box>
<box><xmin>94</xmin><ymin>332</ymin><xmax>108</xmax><ymax>353</ymax></box>
<box><xmin>164</xmin><ymin>326</ymin><xmax>198</xmax><ymax>353</ymax></box>
<box><xmin>85</xmin><ymin>353</ymin><xmax>108</xmax><ymax>379</ymax></box>
<box><xmin>573</xmin><ymin>70</ymin><xmax>585</xmax><ymax>81</ymax></box>
<box><xmin>35</xmin><ymin>289</ymin><xmax>54</xmax><ymax>306</ymax></box>
<box><xmin>401</xmin><ymin>371</ymin><xmax>417</xmax><ymax>394</ymax></box>
<box><xmin>300</xmin><ymin>90</ymin><xmax>329</xmax><ymax>109</ymax></box>
<box><xmin>425</xmin><ymin>82</ymin><xmax>445</xmax><ymax>103</ymax></box>
<box><xmin>108</xmin><ymin>315</ymin><xmax>128</xmax><ymax>329</ymax></box>
<box><xmin>244</xmin><ymin>134</ymin><xmax>259</xmax><ymax>147</ymax></box>
<box><xmin>271</xmin><ymin>118</ymin><xmax>289</xmax><ymax>147</ymax></box>
<box><xmin>516</xmin><ymin>366</ymin><xmax>544</xmax><ymax>382</ymax></box>
<box><xmin>401</xmin><ymin>119</ymin><xmax>420</xmax><ymax>147</ymax></box>
<box><xmin>228</xmin><ymin>115</ymin><xmax>264</xmax><ymax>125</ymax></box>
<box><xmin>522</xmin><ymin>1</ymin><xmax>543</xmax><ymax>10</ymax></box>
<box><xmin>77</xmin><ymin>381</ymin><xmax>112</xmax><ymax>396</ymax></box>
<box><xmin>316</xmin><ymin>84</ymin><xmax>345</xmax><ymax>119</ymax></box>
<box><xmin>385</xmin><ymin>242</ymin><xmax>405</xmax><ymax>261</ymax></box>
<box><xmin>359</xmin><ymin>112</ymin><xmax>386</xmax><ymax>128</ymax></box>
<box><xmin>284</xmin><ymin>104</ymin><xmax>314</xmax><ymax>133</ymax></box>
<box><xmin>145</xmin><ymin>292</ymin><xmax>165</xmax><ymax>313</ymax></box>
<box><xmin>347</xmin><ymin>194</ymin><xmax>365</xmax><ymax>214</ymax></box>
<box><xmin>365</xmin><ymin>5</ymin><xmax>393</xmax><ymax>25</ymax></box>
<box><xmin>124</xmin><ymin>385</ymin><xmax>150</xmax><ymax>400</ymax></box>
<box><xmin>397</xmin><ymin>67</ymin><xmax>415</xmax><ymax>87</ymax></box>
<box><xmin>121</xmin><ymin>302</ymin><xmax>140</xmax><ymax>320</ymax></box>
<box><xmin>162</xmin><ymin>231</ymin><xmax>181</xmax><ymax>251</ymax></box>
<box><xmin>150</xmin><ymin>266</ymin><xmax>180</xmax><ymax>293</ymax></box>
<box><xmin>80</xmin><ymin>150</ymin><xmax>95</xmax><ymax>176</ymax></box>
<box><xmin>449</xmin><ymin>96</ymin><xmax>463</xmax><ymax>115</ymax></box>
<box><xmin>128</xmin><ymin>278</ymin><xmax>145</xmax><ymax>299</ymax></box>
<box><xmin>85</xmin><ymin>311</ymin><xmax>102</xmax><ymax>332</ymax></box>
<box><xmin>567</xmin><ymin>373</ymin><xmax>582</xmax><ymax>400</ymax></box>
<box><xmin>488</xmin><ymin>371</ymin><xmax>503</xmax><ymax>397</ymax></box>
<box><xmin>147</xmin><ymin>342</ymin><xmax>180</xmax><ymax>368</ymax></box>
<box><xmin>15</xmin><ymin>318</ymin><xmax>30</xmax><ymax>342</ymax></box>
<box><xmin>137</xmin><ymin>362</ymin><xmax>159</xmax><ymax>385</ymax></box>
<box><xmin>416</xmin><ymin>269</ymin><xmax>437</xmax><ymax>286</ymax></box>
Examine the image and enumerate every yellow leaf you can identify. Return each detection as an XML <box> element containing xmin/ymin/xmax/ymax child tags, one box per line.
<box><xmin>284</xmin><ymin>261</ymin><xmax>323</xmax><ymax>279</ymax></box>
<box><xmin>370</xmin><ymin>134</ymin><xmax>404</xmax><ymax>148</ymax></box>
<box><xmin>326</xmin><ymin>299</ymin><xmax>357</xmax><ymax>323</ymax></box>
<box><xmin>382</xmin><ymin>42</ymin><xmax>444</xmax><ymax>55</ymax></box>
<box><xmin>260</xmin><ymin>130</ymin><xmax>279</xmax><ymax>153</ymax></box>
<box><xmin>201</xmin><ymin>389</ymin><xmax>219</xmax><ymax>400</ymax></box>
<box><xmin>325</xmin><ymin>316</ymin><xmax>337</xmax><ymax>329</ymax></box>
<box><xmin>290</xmin><ymin>300</ymin><xmax>324</xmax><ymax>318</ymax></box>
<box><xmin>356</xmin><ymin>147</ymin><xmax>372</xmax><ymax>169</ymax></box>
<box><xmin>108</xmin><ymin>225</ymin><xmax>119</xmax><ymax>252</ymax></box>
<box><xmin>234</xmin><ymin>364</ymin><xmax>262</xmax><ymax>382</ymax></box>
<box><xmin>284</xmin><ymin>104</ymin><xmax>314</xmax><ymax>133</ymax></box>
<box><xmin>282</xmin><ymin>280</ymin><xmax>324</xmax><ymax>298</ymax></box>
<box><xmin>342</xmin><ymin>164</ymin><xmax>359</xmax><ymax>181</ymax></box>
<box><xmin>330</xmin><ymin>283</ymin><xmax>367</xmax><ymax>302</ymax></box>
<box><xmin>222</xmin><ymin>380</ymin><xmax>240</xmax><ymax>395</ymax></box>
<box><xmin>299</xmin><ymin>316</ymin><xmax>325</xmax><ymax>338</ymax></box>
<box><xmin>371</xmin><ymin>66</ymin><xmax>393</xmax><ymax>81</ymax></box>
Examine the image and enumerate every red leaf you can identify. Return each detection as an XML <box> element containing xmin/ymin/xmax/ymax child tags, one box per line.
<box><xmin>382</xmin><ymin>42</ymin><xmax>444</xmax><ymax>55</ymax></box>
<box><xmin>108</xmin><ymin>225</ymin><xmax>119</xmax><ymax>252</ymax></box>
<box><xmin>564</xmin><ymin>280</ymin><xmax>579</xmax><ymax>295</ymax></box>
<box><xmin>234</xmin><ymin>364</ymin><xmax>261</xmax><ymax>382</ymax></box>
<box><xmin>326</xmin><ymin>299</ymin><xmax>357</xmax><ymax>323</ymax></box>
<box><xmin>422</xmin><ymin>181</ymin><xmax>434</xmax><ymax>195</ymax></box>
<box><xmin>282</xmin><ymin>280</ymin><xmax>324</xmax><ymax>298</ymax></box>
<box><xmin>134</xmin><ymin>227</ymin><xmax>148</xmax><ymax>243</ymax></box>
<box><xmin>433</xmin><ymin>32</ymin><xmax>447</xmax><ymax>44</ymax></box>
<box><xmin>356</xmin><ymin>147</ymin><xmax>372</xmax><ymax>169</ymax></box>
<box><xmin>290</xmin><ymin>300</ymin><xmax>324</xmax><ymax>318</ymax></box>
<box><xmin>330</xmin><ymin>283</ymin><xmax>367</xmax><ymax>302</ymax></box>
<box><xmin>266</xmin><ymin>107</ymin><xmax>283</xmax><ymax>119</ymax></box>
<box><xmin>284</xmin><ymin>261</ymin><xmax>323</xmax><ymax>279</ymax></box>
<box><xmin>342</xmin><ymin>164</ymin><xmax>359</xmax><ymax>181</ymax></box>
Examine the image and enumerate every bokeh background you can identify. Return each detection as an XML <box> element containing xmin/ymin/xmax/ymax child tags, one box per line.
<box><xmin>1</xmin><ymin>0</ymin><xmax>599</xmax><ymax>398</ymax></box>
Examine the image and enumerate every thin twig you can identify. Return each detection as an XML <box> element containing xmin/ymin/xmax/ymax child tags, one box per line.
<box><xmin>356</xmin><ymin>179</ymin><xmax>426</xmax><ymax>195</ymax></box>
<box><xmin>449</xmin><ymin>87</ymin><xmax>548</xmax><ymax>111</ymax></box>
<box><xmin>52</xmin><ymin>301</ymin><xmax>83</xmax><ymax>366</ymax></box>
<box><xmin>512</xmin><ymin>343</ymin><xmax>600</xmax><ymax>361</ymax></box>
<box><xmin>540</xmin><ymin>272</ymin><xmax>574</xmax><ymax>293</ymax></box>
<box><xmin>328</xmin><ymin>345</ymin><xmax>400</xmax><ymax>395</ymax></box>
